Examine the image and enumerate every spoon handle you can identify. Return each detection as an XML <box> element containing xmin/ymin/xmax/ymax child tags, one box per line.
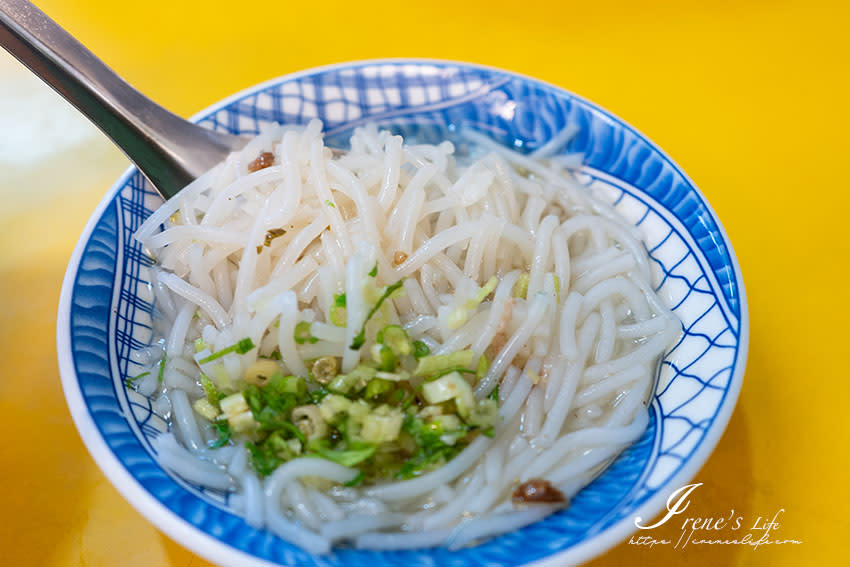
<box><xmin>0</xmin><ymin>0</ymin><xmax>236</xmax><ymax>198</ymax></box>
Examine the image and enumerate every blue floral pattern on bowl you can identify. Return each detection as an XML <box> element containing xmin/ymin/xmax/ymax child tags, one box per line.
<box><xmin>59</xmin><ymin>60</ymin><xmax>747</xmax><ymax>567</ymax></box>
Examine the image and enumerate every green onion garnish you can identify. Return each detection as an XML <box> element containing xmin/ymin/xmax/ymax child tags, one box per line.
<box><xmin>329</xmin><ymin>306</ymin><xmax>347</xmax><ymax>327</ymax></box>
<box><xmin>200</xmin><ymin>374</ymin><xmax>226</xmax><ymax>406</ymax></box>
<box><xmin>413</xmin><ymin>350</ymin><xmax>475</xmax><ymax>377</ymax></box>
<box><xmin>276</xmin><ymin>420</ymin><xmax>307</xmax><ymax>443</ymax></box>
<box><xmin>350</xmin><ymin>279</ymin><xmax>405</xmax><ymax>350</ymax></box>
<box><xmin>376</xmin><ymin>325</ymin><xmax>412</xmax><ymax>356</ymax></box>
<box><xmin>157</xmin><ymin>355</ymin><xmax>167</xmax><ymax>383</ymax></box>
<box><xmin>208</xmin><ymin>420</ymin><xmax>232</xmax><ymax>448</ymax></box>
<box><xmin>294</xmin><ymin>321</ymin><xmax>318</xmax><ymax>344</ymax></box>
<box><xmin>330</xmin><ymin>294</ymin><xmax>348</xmax><ymax>326</ymax></box>
<box><xmin>308</xmin><ymin>441</ymin><xmax>376</xmax><ymax>467</ymax></box>
<box><xmin>489</xmin><ymin>385</ymin><xmax>499</xmax><ymax>401</ymax></box>
<box><xmin>344</xmin><ymin>470</ymin><xmax>366</xmax><ymax>487</ymax></box>
<box><xmin>261</xmin><ymin>348</ymin><xmax>282</xmax><ymax>360</ymax></box>
<box><xmin>401</xmin><ymin>382</ymin><xmax>427</xmax><ymax>410</ymax></box>
<box><xmin>476</xmin><ymin>353</ymin><xmax>490</xmax><ymax>380</ymax></box>
<box><xmin>364</xmin><ymin>378</ymin><xmax>394</xmax><ymax>399</ymax></box>
<box><xmin>124</xmin><ymin>371</ymin><xmax>150</xmax><ymax>389</ymax></box>
<box><xmin>246</xmin><ymin>441</ymin><xmax>283</xmax><ymax>477</ymax></box>
<box><xmin>424</xmin><ymin>366</ymin><xmax>477</xmax><ymax>382</ymax></box>
<box><xmin>412</xmin><ymin>340</ymin><xmax>430</xmax><ymax>359</ymax></box>
<box><xmin>198</xmin><ymin>338</ymin><xmax>255</xmax><ymax>364</ymax></box>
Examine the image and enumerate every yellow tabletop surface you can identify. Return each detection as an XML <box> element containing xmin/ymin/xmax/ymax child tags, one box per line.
<box><xmin>0</xmin><ymin>0</ymin><xmax>847</xmax><ymax>565</ymax></box>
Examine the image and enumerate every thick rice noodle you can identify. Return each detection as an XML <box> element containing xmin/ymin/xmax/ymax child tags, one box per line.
<box><xmin>135</xmin><ymin>120</ymin><xmax>679</xmax><ymax>552</ymax></box>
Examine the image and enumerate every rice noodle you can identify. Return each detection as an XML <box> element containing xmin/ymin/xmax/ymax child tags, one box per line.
<box><xmin>135</xmin><ymin>120</ymin><xmax>679</xmax><ymax>552</ymax></box>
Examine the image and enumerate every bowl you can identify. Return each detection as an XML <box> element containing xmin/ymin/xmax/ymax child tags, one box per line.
<box><xmin>57</xmin><ymin>59</ymin><xmax>748</xmax><ymax>566</ymax></box>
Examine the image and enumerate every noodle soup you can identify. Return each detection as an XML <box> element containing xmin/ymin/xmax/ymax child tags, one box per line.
<box><xmin>128</xmin><ymin>120</ymin><xmax>679</xmax><ymax>553</ymax></box>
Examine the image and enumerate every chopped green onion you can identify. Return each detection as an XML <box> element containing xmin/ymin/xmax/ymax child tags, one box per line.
<box><xmin>319</xmin><ymin>394</ymin><xmax>354</xmax><ymax>422</ymax></box>
<box><xmin>421</xmin><ymin>371</ymin><xmax>476</xmax><ymax>417</ymax></box>
<box><xmin>446</xmin><ymin>307</ymin><xmax>468</xmax><ymax>330</ymax></box>
<box><xmin>468</xmin><ymin>398</ymin><xmax>499</xmax><ymax>428</ymax></box>
<box><xmin>368</xmin><ymin>263</ymin><xmax>378</xmax><ymax>277</ymax></box>
<box><xmin>275</xmin><ymin>420</ymin><xmax>307</xmax><ymax>443</ymax></box>
<box><xmin>371</xmin><ymin>343</ymin><xmax>397</xmax><ymax>371</ymax></box>
<box><xmin>246</xmin><ymin>441</ymin><xmax>283</xmax><ymax>477</ymax></box>
<box><xmin>239</xmin><ymin>372</ymin><xmax>313</xmax><ymax>439</ymax></box>
<box><xmin>157</xmin><ymin>354</ymin><xmax>167</xmax><ymax>383</ymax></box>
<box><xmin>364</xmin><ymin>378</ymin><xmax>394</xmax><ymax>399</ymax></box>
<box><xmin>325</xmin><ymin>199</ymin><xmax>336</xmax><ymax>208</ymax></box>
<box><xmin>220</xmin><ymin>392</ymin><xmax>257</xmax><ymax>432</ymax></box>
<box><xmin>387</xmin><ymin>388</ymin><xmax>406</xmax><ymax>405</ymax></box>
<box><xmin>327</xmin><ymin>375</ymin><xmax>355</xmax><ymax>395</ymax></box>
<box><xmin>310</xmin><ymin>387</ymin><xmax>330</xmax><ymax>404</ymax></box>
<box><xmin>308</xmin><ymin>441</ymin><xmax>376</xmax><ymax>467</ymax></box>
<box><xmin>329</xmin><ymin>305</ymin><xmax>347</xmax><ymax>326</ymax></box>
<box><xmin>344</xmin><ymin>470</ymin><xmax>366</xmax><ymax>487</ymax></box>
<box><xmin>349</xmin><ymin>279</ymin><xmax>405</xmax><ymax>350</ymax></box>
<box><xmin>198</xmin><ymin>338</ymin><xmax>255</xmax><ymax>364</ymax></box>
<box><xmin>465</xmin><ymin>275</ymin><xmax>499</xmax><ymax>310</ymax></box>
<box><xmin>124</xmin><ymin>371</ymin><xmax>150</xmax><ymax>389</ymax></box>
<box><xmin>412</xmin><ymin>340</ymin><xmax>430</xmax><ymax>359</ymax></box>
<box><xmin>200</xmin><ymin>374</ymin><xmax>226</xmax><ymax>406</ymax></box>
<box><xmin>375</xmin><ymin>370</ymin><xmax>410</xmax><ymax>382</ymax></box>
<box><xmin>401</xmin><ymin>382</ymin><xmax>425</xmax><ymax>410</ymax></box>
<box><xmin>413</xmin><ymin>350</ymin><xmax>475</xmax><ymax>377</ymax></box>
<box><xmin>188</xmin><ymin>272</ymin><xmax>505</xmax><ymax>482</ymax></box>
<box><xmin>330</xmin><ymin>295</ymin><xmax>346</xmax><ymax>325</ymax></box>
<box><xmin>242</xmin><ymin>384</ymin><xmax>272</xmax><ymax>418</ymax></box>
<box><xmin>446</xmin><ymin>277</ymin><xmax>500</xmax><ymax>331</ymax></box>
<box><xmin>513</xmin><ymin>272</ymin><xmax>530</xmax><ymax>299</ymax></box>
<box><xmin>489</xmin><ymin>385</ymin><xmax>499</xmax><ymax>401</ymax></box>
<box><xmin>294</xmin><ymin>321</ymin><xmax>318</xmax><ymax>344</ymax></box>
<box><xmin>377</xmin><ymin>324</ymin><xmax>412</xmax><ymax>356</ymax></box>
<box><xmin>424</xmin><ymin>366</ymin><xmax>477</xmax><ymax>382</ymax></box>
<box><xmin>328</xmin><ymin>365</ymin><xmax>375</xmax><ymax>394</ymax></box>
<box><xmin>209</xmin><ymin>420</ymin><xmax>231</xmax><ymax>448</ymax></box>
<box><xmin>396</xmin><ymin>415</ymin><xmax>467</xmax><ymax>479</ymax></box>
<box><xmin>476</xmin><ymin>353</ymin><xmax>490</xmax><ymax>381</ymax></box>
<box><xmin>265</xmin><ymin>373</ymin><xmax>308</xmax><ymax>398</ymax></box>
<box><xmin>361</xmin><ymin>407</ymin><xmax>404</xmax><ymax>443</ymax></box>
<box><xmin>193</xmin><ymin>398</ymin><xmax>220</xmax><ymax>421</ymax></box>
<box><xmin>264</xmin><ymin>431</ymin><xmax>303</xmax><ymax>459</ymax></box>
<box><xmin>396</xmin><ymin>448</ymin><xmax>457</xmax><ymax>479</ymax></box>
<box><xmin>261</xmin><ymin>348</ymin><xmax>282</xmax><ymax>360</ymax></box>
<box><xmin>347</xmin><ymin>399</ymin><xmax>372</xmax><ymax>421</ymax></box>
<box><xmin>211</xmin><ymin>364</ymin><xmax>232</xmax><ymax>390</ymax></box>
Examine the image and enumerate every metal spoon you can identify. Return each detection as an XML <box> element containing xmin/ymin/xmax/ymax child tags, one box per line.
<box><xmin>0</xmin><ymin>0</ymin><xmax>246</xmax><ymax>199</ymax></box>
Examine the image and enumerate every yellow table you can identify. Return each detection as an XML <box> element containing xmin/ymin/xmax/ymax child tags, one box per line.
<box><xmin>1</xmin><ymin>1</ymin><xmax>846</xmax><ymax>565</ymax></box>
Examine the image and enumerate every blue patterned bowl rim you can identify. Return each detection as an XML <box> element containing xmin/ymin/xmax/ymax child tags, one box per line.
<box><xmin>57</xmin><ymin>59</ymin><xmax>748</xmax><ymax>567</ymax></box>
